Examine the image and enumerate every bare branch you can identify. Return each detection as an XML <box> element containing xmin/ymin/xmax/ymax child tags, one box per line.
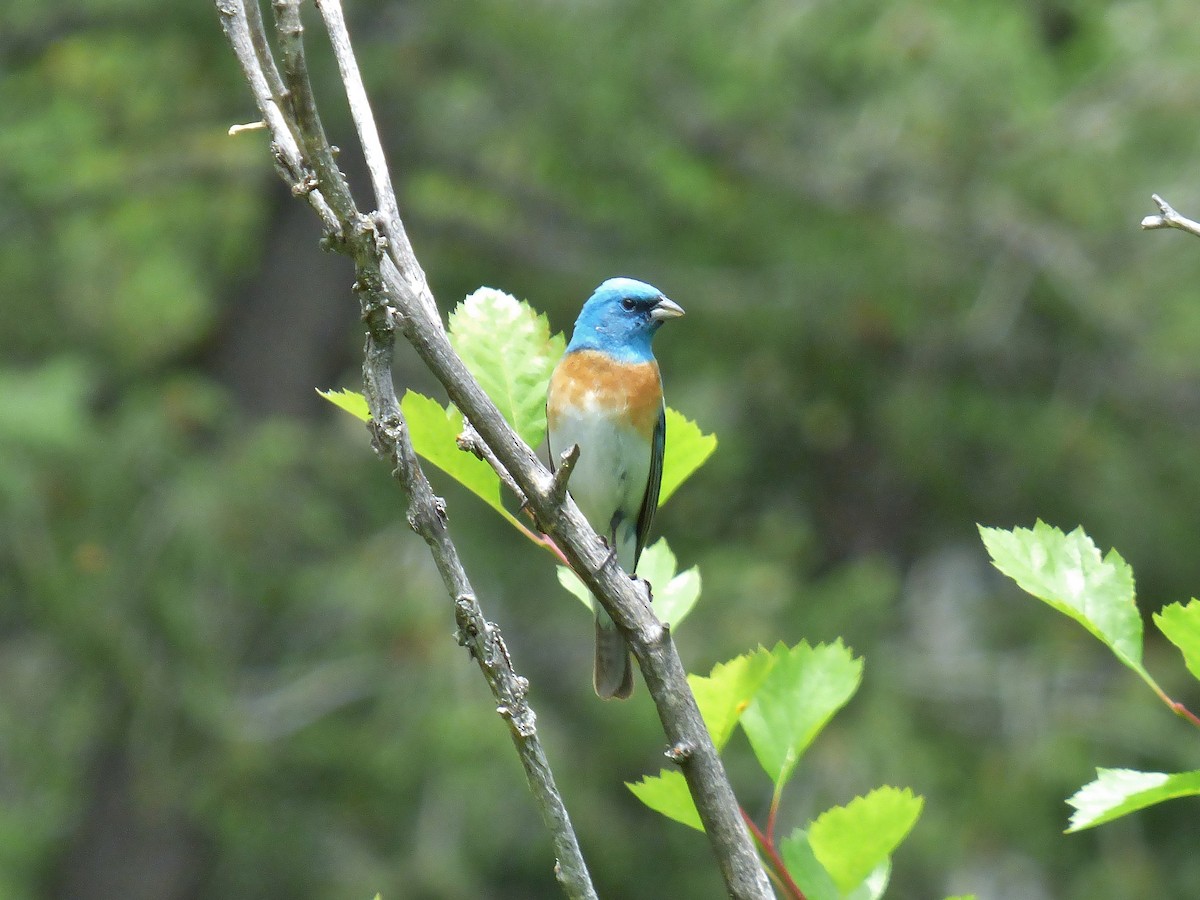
<box><xmin>216</xmin><ymin>0</ymin><xmax>339</xmax><ymax>231</ymax></box>
<box><xmin>362</xmin><ymin>311</ymin><xmax>597</xmax><ymax>900</ymax></box>
<box><xmin>1141</xmin><ymin>193</ymin><xmax>1200</xmax><ymax>238</ymax></box>
<box><xmin>314</xmin><ymin>0</ymin><xmax>438</xmax><ymax>322</ymax></box>
<box><xmin>216</xmin><ymin>2</ymin><xmax>774</xmax><ymax>896</ymax></box>
<box><xmin>271</xmin><ymin>0</ymin><xmax>358</xmax><ymax>222</ymax></box>
<box><xmin>244</xmin><ymin>0</ymin><xmax>286</xmax><ymax>102</ymax></box>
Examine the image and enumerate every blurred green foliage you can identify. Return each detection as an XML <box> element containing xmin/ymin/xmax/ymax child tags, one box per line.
<box><xmin>5</xmin><ymin>0</ymin><xmax>1200</xmax><ymax>897</ymax></box>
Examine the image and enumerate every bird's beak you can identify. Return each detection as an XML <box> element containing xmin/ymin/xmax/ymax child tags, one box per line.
<box><xmin>650</xmin><ymin>297</ymin><xmax>685</xmax><ymax>321</ymax></box>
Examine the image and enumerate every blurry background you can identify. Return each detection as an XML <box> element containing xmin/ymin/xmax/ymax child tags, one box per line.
<box><xmin>4</xmin><ymin>0</ymin><xmax>1200</xmax><ymax>897</ymax></box>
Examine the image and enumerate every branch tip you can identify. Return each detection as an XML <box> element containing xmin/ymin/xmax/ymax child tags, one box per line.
<box><xmin>546</xmin><ymin>443</ymin><xmax>580</xmax><ymax>509</ymax></box>
<box><xmin>1141</xmin><ymin>193</ymin><xmax>1200</xmax><ymax>238</ymax></box>
<box><xmin>228</xmin><ymin>119</ymin><xmax>267</xmax><ymax>135</ymax></box>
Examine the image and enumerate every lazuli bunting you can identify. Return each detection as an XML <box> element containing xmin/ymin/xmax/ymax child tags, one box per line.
<box><xmin>546</xmin><ymin>277</ymin><xmax>685</xmax><ymax>699</ymax></box>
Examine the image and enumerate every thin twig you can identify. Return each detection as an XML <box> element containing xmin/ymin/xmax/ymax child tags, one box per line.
<box><xmin>218</xmin><ymin>0</ymin><xmax>339</xmax><ymax>231</ymax></box>
<box><xmin>1141</xmin><ymin>193</ymin><xmax>1200</xmax><ymax>239</ymax></box>
<box><xmin>457</xmin><ymin>420</ymin><xmax>530</xmax><ymax>508</ymax></box>
<box><xmin>314</xmin><ymin>0</ymin><xmax>438</xmax><ymax>322</ymax></box>
<box><xmin>244</xmin><ymin>0</ymin><xmax>287</xmax><ymax>102</ymax></box>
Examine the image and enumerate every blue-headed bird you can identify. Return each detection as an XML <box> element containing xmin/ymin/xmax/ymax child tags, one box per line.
<box><xmin>546</xmin><ymin>278</ymin><xmax>684</xmax><ymax>698</ymax></box>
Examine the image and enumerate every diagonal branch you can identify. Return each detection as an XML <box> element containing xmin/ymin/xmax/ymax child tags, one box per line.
<box><xmin>362</xmin><ymin>303</ymin><xmax>598</xmax><ymax>900</ymax></box>
<box><xmin>217</xmin><ymin>4</ymin><xmax>596</xmax><ymax>898</ymax></box>
<box><xmin>215</xmin><ymin>2</ymin><xmax>774</xmax><ymax>897</ymax></box>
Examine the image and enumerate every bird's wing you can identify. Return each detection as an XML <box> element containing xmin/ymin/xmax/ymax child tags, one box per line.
<box><xmin>634</xmin><ymin>404</ymin><xmax>665</xmax><ymax>568</ymax></box>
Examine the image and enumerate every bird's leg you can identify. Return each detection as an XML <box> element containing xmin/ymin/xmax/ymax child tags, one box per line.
<box><xmin>600</xmin><ymin>536</ymin><xmax>619</xmax><ymax>570</ymax></box>
<box><xmin>601</xmin><ymin>518</ymin><xmax>621</xmax><ymax>570</ymax></box>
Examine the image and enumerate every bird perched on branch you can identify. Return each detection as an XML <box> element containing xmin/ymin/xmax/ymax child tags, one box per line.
<box><xmin>546</xmin><ymin>278</ymin><xmax>685</xmax><ymax>699</ymax></box>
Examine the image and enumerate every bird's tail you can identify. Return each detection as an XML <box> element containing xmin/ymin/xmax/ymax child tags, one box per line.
<box><xmin>593</xmin><ymin>607</ymin><xmax>634</xmax><ymax>700</ymax></box>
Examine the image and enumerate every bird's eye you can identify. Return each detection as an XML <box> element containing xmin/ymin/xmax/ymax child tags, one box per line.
<box><xmin>620</xmin><ymin>298</ymin><xmax>636</xmax><ymax>311</ymax></box>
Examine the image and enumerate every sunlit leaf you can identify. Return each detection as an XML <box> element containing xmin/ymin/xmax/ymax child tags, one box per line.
<box><xmin>740</xmin><ymin>640</ymin><xmax>862</xmax><ymax>791</ymax></box>
<box><xmin>659</xmin><ymin>407</ymin><xmax>716</xmax><ymax>505</ymax></box>
<box><xmin>400</xmin><ymin>391</ymin><xmax>519</xmax><ymax>529</ymax></box>
<box><xmin>1154</xmin><ymin>600</ymin><xmax>1200</xmax><ymax>683</ymax></box>
<box><xmin>688</xmin><ymin>648</ymin><xmax>775</xmax><ymax>751</ymax></box>
<box><xmin>449</xmin><ymin>287</ymin><xmax>564</xmax><ymax>448</ymax></box>
<box><xmin>1066</xmin><ymin>768</ymin><xmax>1200</xmax><ymax>832</ymax></box>
<box><xmin>808</xmin><ymin>787</ymin><xmax>923</xmax><ymax>894</ymax></box>
<box><xmin>638</xmin><ymin>538</ymin><xmax>701</xmax><ymax>627</ymax></box>
<box><xmin>979</xmin><ymin>522</ymin><xmax>1148</xmax><ymax>682</ymax></box>
<box><xmin>626</xmin><ymin>769</ymin><xmax>702</xmax><ymax>831</ymax></box>
<box><xmin>318</xmin><ymin>387</ymin><xmax>370</xmax><ymax>422</ymax></box>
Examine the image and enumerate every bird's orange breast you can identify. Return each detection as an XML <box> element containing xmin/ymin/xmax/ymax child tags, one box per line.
<box><xmin>548</xmin><ymin>350</ymin><xmax>662</xmax><ymax>438</ymax></box>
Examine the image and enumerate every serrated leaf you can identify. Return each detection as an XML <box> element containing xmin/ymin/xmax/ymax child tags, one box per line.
<box><xmin>555</xmin><ymin>538</ymin><xmax>701</xmax><ymax>629</ymax></box>
<box><xmin>318</xmin><ymin>387</ymin><xmax>371</xmax><ymax>422</ymax></box>
<box><xmin>808</xmin><ymin>787</ymin><xmax>923</xmax><ymax>894</ymax></box>
<box><xmin>400</xmin><ymin>391</ymin><xmax>519</xmax><ymax>529</ymax></box>
<box><xmin>781</xmin><ymin>831</ymin><xmax>892</xmax><ymax>900</ymax></box>
<box><xmin>1153</xmin><ymin>600</ymin><xmax>1200</xmax><ymax>682</ymax></box>
<box><xmin>740</xmin><ymin>641</ymin><xmax>863</xmax><ymax>790</ymax></box>
<box><xmin>626</xmin><ymin>770</ymin><xmax>702</xmax><ymax>831</ymax></box>
<box><xmin>448</xmin><ymin>288</ymin><xmax>564</xmax><ymax>448</ymax></box>
<box><xmin>659</xmin><ymin>407</ymin><xmax>716</xmax><ymax>505</ymax></box>
<box><xmin>1066</xmin><ymin>768</ymin><xmax>1200</xmax><ymax>832</ymax></box>
<box><xmin>979</xmin><ymin>522</ymin><xmax>1147</xmax><ymax>680</ymax></box>
<box><xmin>688</xmin><ymin>648</ymin><xmax>775</xmax><ymax>751</ymax></box>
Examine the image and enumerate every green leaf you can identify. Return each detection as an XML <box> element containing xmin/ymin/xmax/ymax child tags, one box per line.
<box><xmin>659</xmin><ymin>407</ymin><xmax>716</xmax><ymax>505</ymax></box>
<box><xmin>639</xmin><ymin>538</ymin><xmax>702</xmax><ymax>627</ymax></box>
<box><xmin>400</xmin><ymin>391</ymin><xmax>519</xmax><ymax>529</ymax></box>
<box><xmin>781</xmin><ymin>831</ymin><xmax>892</xmax><ymax>900</ymax></box>
<box><xmin>688</xmin><ymin>648</ymin><xmax>775</xmax><ymax>751</ymax></box>
<box><xmin>780</xmin><ymin>830</ymin><xmax>841</xmax><ymax>900</ymax></box>
<box><xmin>979</xmin><ymin>522</ymin><xmax>1148</xmax><ymax>681</ymax></box>
<box><xmin>740</xmin><ymin>640</ymin><xmax>863</xmax><ymax>790</ymax></box>
<box><xmin>844</xmin><ymin>863</ymin><xmax>892</xmax><ymax>900</ymax></box>
<box><xmin>320</xmin><ymin>388</ymin><xmax>528</xmax><ymax>533</ymax></box>
<box><xmin>808</xmin><ymin>787</ymin><xmax>923</xmax><ymax>894</ymax></box>
<box><xmin>555</xmin><ymin>538</ymin><xmax>701</xmax><ymax>629</ymax></box>
<box><xmin>1154</xmin><ymin>600</ymin><xmax>1200</xmax><ymax>682</ymax></box>
<box><xmin>1066</xmin><ymin>768</ymin><xmax>1200</xmax><ymax>832</ymax></box>
<box><xmin>555</xmin><ymin>565</ymin><xmax>591</xmax><ymax>611</ymax></box>
<box><xmin>318</xmin><ymin>387</ymin><xmax>371</xmax><ymax>422</ymax></box>
<box><xmin>626</xmin><ymin>770</ymin><xmax>702</xmax><ymax>831</ymax></box>
<box><xmin>448</xmin><ymin>287</ymin><xmax>564</xmax><ymax>448</ymax></box>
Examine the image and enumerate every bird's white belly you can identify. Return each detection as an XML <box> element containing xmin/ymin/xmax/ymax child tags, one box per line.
<box><xmin>549</xmin><ymin>403</ymin><xmax>651</xmax><ymax>573</ymax></box>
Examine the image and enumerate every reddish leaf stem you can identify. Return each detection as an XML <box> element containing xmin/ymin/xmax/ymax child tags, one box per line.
<box><xmin>741</xmin><ymin>808</ymin><xmax>806</xmax><ymax>900</ymax></box>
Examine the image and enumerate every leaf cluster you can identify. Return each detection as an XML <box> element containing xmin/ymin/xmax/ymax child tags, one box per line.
<box><xmin>981</xmin><ymin>521</ymin><xmax>1200</xmax><ymax>831</ymax></box>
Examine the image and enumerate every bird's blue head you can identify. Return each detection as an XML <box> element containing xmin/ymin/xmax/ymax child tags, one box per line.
<box><xmin>566</xmin><ymin>277</ymin><xmax>685</xmax><ymax>362</ymax></box>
